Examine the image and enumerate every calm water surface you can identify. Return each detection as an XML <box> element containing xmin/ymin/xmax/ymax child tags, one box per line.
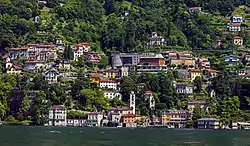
<box><xmin>0</xmin><ymin>126</ymin><xmax>250</xmax><ymax>146</ymax></box>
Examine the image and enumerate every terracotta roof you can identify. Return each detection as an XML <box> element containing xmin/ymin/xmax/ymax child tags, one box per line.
<box><xmin>10</xmin><ymin>64</ymin><xmax>23</xmax><ymax>70</ymax></box>
<box><xmin>207</xmin><ymin>69</ymin><xmax>219</xmax><ymax>73</ymax></box>
<box><xmin>189</xmin><ymin>69</ymin><xmax>201</xmax><ymax>73</ymax></box>
<box><xmin>8</xmin><ymin>47</ymin><xmax>27</xmax><ymax>51</ymax></box>
<box><xmin>100</xmin><ymin>80</ymin><xmax>117</xmax><ymax>83</ymax></box>
<box><xmin>233</xmin><ymin>36</ymin><xmax>242</xmax><ymax>39</ymax></box>
<box><xmin>145</xmin><ymin>90</ymin><xmax>152</xmax><ymax>94</ymax></box>
<box><xmin>122</xmin><ymin>114</ymin><xmax>141</xmax><ymax>117</ymax></box>
<box><xmin>27</xmin><ymin>44</ymin><xmax>55</xmax><ymax>47</ymax></box>
<box><xmin>88</xmin><ymin>112</ymin><xmax>102</xmax><ymax>115</ymax></box>
<box><xmin>77</xmin><ymin>42</ymin><xmax>90</xmax><ymax>47</ymax></box>
<box><xmin>89</xmin><ymin>73</ymin><xmax>100</xmax><ymax>78</ymax></box>
<box><xmin>109</xmin><ymin>106</ymin><xmax>132</xmax><ymax>111</ymax></box>
<box><xmin>245</xmin><ymin>66</ymin><xmax>250</xmax><ymax>69</ymax></box>
<box><xmin>50</xmin><ymin>105</ymin><xmax>66</xmax><ymax>110</ymax></box>
<box><xmin>230</xmin><ymin>23</ymin><xmax>241</xmax><ymax>27</ymax></box>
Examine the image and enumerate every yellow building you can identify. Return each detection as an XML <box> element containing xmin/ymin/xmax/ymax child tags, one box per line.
<box><xmin>103</xmin><ymin>69</ymin><xmax>119</xmax><ymax>79</ymax></box>
<box><xmin>189</xmin><ymin>69</ymin><xmax>201</xmax><ymax>81</ymax></box>
<box><xmin>6</xmin><ymin>63</ymin><xmax>23</xmax><ymax>75</ymax></box>
<box><xmin>161</xmin><ymin>110</ymin><xmax>190</xmax><ymax>126</ymax></box>
<box><xmin>89</xmin><ymin>73</ymin><xmax>101</xmax><ymax>84</ymax></box>
<box><xmin>121</xmin><ymin>114</ymin><xmax>141</xmax><ymax>123</ymax></box>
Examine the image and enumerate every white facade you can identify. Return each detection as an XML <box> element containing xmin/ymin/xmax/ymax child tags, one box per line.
<box><xmin>147</xmin><ymin>32</ymin><xmax>165</xmax><ymax>46</ymax></box>
<box><xmin>231</xmin><ymin>16</ymin><xmax>243</xmax><ymax>23</ymax></box>
<box><xmin>120</xmin><ymin>66</ymin><xmax>129</xmax><ymax>77</ymax></box>
<box><xmin>228</xmin><ymin>24</ymin><xmax>241</xmax><ymax>32</ymax></box>
<box><xmin>130</xmin><ymin>91</ymin><xmax>136</xmax><ymax>114</ymax></box>
<box><xmin>197</xmin><ymin>118</ymin><xmax>220</xmax><ymax>129</ymax></box>
<box><xmin>48</xmin><ymin>105</ymin><xmax>67</xmax><ymax>126</ymax></box>
<box><xmin>145</xmin><ymin>91</ymin><xmax>155</xmax><ymax>109</ymax></box>
<box><xmin>176</xmin><ymin>84</ymin><xmax>193</xmax><ymax>94</ymax></box>
<box><xmin>87</xmin><ymin>113</ymin><xmax>103</xmax><ymax>127</ymax></box>
<box><xmin>73</xmin><ymin>43</ymin><xmax>90</xmax><ymax>61</ymax></box>
<box><xmin>99</xmin><ymin>80</ymin><xmax>117</xmax><ymax>90</ymax></box>
<box><xmin>104</xmin><ymin>90</ymin><xmax>122</xmax><ymax>100</ymax></box>
<box><xmin>45</xmin><ymin>68</ymin><xmax>59</xmax><ymax>84</ymax></box>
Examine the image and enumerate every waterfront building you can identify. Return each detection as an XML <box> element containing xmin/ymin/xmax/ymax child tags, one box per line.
<box><xmin>161</xmin><ymin>110</ymin><xmax>190</xmax><ymax>128</ymax></box>
<box><xmin>86</xmin><ymin>112</ymin><xmax>103</xmax><ymax>127</ymax></box>
<box><xmin>48</xmin><ymin>105</ymin><xmax>67</xmax><ymax>126</ymax></box>
<box><xmin>197</xmin><ymin>118</ymin><xmax>220</xmax><ymax>129</ymax></box>
<box><xmin>67</xmin><ymin>119</ymin><xmax>86</xmax><ymax>127</ymax></box>
<box><xmin>120</xmin><ymin>114</ymin><xmax>142</xmax><ymax>127</ymax></box>
<box><xmin>107</xmin><ymin>106</ymin><xmax>133</xmax><ymax>122</ymax></box>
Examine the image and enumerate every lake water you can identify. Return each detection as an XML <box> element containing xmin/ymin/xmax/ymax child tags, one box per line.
<box><xmin>0</xmin><ymin>126</ymin><xmax>250</xmax><ymax>146</ymax></box>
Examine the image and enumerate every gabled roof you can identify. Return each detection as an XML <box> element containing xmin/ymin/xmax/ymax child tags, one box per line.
<box><xmin>8</xmin><ymin>47</ymin><xmax>27</xmax><ymax>51</ymax></box>
<box><xmin>45</xmin><ymin>68</ymin><xmax>59</xmax><ymax>75</ymax></box>
<box><xmin>230</xmin><ymin>23</ymin><xmax>241</xmax><ymax>27</ymax></box>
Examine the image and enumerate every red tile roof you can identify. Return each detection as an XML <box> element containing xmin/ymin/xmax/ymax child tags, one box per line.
<box><xmin>122</xmin><ymin>114</ymin><xmax>141</xmax><ymax>118</ymax></box>
<box><xmin>233</xmin><ymin>36</ymin><xmax>242</xmax><ymax>39</ymax></box>
<box><xmin>50</xmin><ymin>105</ymin><xmax>66</xmax><ymax>110</ymax></box>
<box><xmin>230</xmin><ymin>23</ymin><xmax>241</xmax><ymax>27</ymax></box>
<box><xmin>245</xmin><ymin>66</ymin><xmax>250</xmax><ymax>69</ymax></box>
<box><xmin>207</xmin><ymin>69</ymin><xmax>219</xmax><ymax>73</ymax></box>
<box><xmin>100</xmin><ymin>80</ymin><xmax>117</xmax><ymax>83</ymax></box>
<box><xmin>89</xmin><ymin>73</ymin><xmax>100</xmax><ymax>78</ymax></box>
<box><xmin>27</xmin><ymin>44</ymin><xmax>55</xmax><ymax>47</ymax></box>
<box><xmin>189</xmin><ymin>69</ymin><xmax>201</xmax><ymax>73</ymax></box>
<box><xmin>8</xmin><ymin>47</ymin><xmax>27</xmax><ymax>51</ymax></box>
<box><xmin>109</xmin><ymin>106</ymin><xmax>132</xmax><ymax>111</ymax></box>
<box><xmin>145</xmin><ymin>90</ymin><xmax>152</xmax><ymax>94</ymax></box>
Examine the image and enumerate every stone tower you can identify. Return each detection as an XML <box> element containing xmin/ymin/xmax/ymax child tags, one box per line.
<box><xmin>130</xmin><ymin>91</ymin><xmax>136</xmax><ymax>114</ymax></box>
<box><xmin>145</xmin><ymin>90</ymin><xmax>155</xmax><ymax>109</ymax></box>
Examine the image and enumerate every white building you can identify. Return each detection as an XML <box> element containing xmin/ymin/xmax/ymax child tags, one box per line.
<box><xmin>145</xmin><ymin>90</ymin><xmax>155</xmax><ymax>109</ymax></box>
<box><xmin>73</xmin><ymin>42</ymin><xmax>90</xmax><ymax>61</ymax></box>
<box><xmin>147</xmin><ymin>32</ymin><xmax>166</xmax><ymax>46</ymax></box>
<box><xmin>228</xmin><ymin>23</ymin><xmax>241</xmax><ymax>32</ymax></box>
<box><xmin>99</xmin><ymin>80</ymin><xmax>118</xmax><ymax>90</ymax></box>
<box><xmin>48</xmin><ymin>105</ymin><xmax>67</xmax><ymax>126</ymax></box>
<box><xmin>233</xmin><ymin>36</ymin><xmax>243</xmax><ymax>46</ymax></box>
<box><xmin>67</xmin><ymin>119</ymin><xmax>86</xmax><ymax>127</ymax></box>
<box><xmin>44</xmin><ymin>68</ymin><xmax>59</xmax><ymax>84</ymax></box>
<box><xmin>86</xmin><ymin>112</ymin><xmax>103</xmax><ymax>127</ymax></box>
<box><xmin>103</xmin><ymin>90</ymin><xmax>122</xmax><ymax>100</ymax></box>
<box><xmin>231</xmin><ymin>16</ymin><xmax>243</xmax><ymax>23</ymax></box>
<box><xmin>197</xmin><ymin>118</ymin><xmax>220</xmax><ymax>129</ymax></box>
<box><xmin>176</xmin><ymin>83</ymin><xmax>193</xmax><ymax>94</ymax></box>
<box><xmin>130</xmin><ymin>91</ymin><xmax>136</xmax><ymax>114</ymax></box>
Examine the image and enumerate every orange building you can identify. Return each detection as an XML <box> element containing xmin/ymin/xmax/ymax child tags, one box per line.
<box><xmin>121</xmin><ymin>114</ymin><xmax>142</xmax><ymax>123</ymax></box>
<box><xmin>89</xmin><ymin>73</ymin><xmax>101</xmax><ymax>84</ymax></box>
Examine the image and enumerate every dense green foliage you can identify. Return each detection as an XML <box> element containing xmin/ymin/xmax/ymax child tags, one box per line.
<box><xmin>1</xmin><ymin>0</ymin><xmax>250</xmax><ymax>52</ymax></box>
